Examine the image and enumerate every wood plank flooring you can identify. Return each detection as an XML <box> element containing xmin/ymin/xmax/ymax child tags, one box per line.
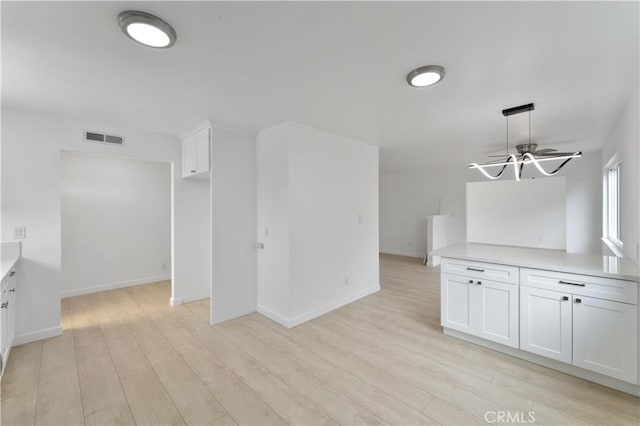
<box><xmin>1</xmin><ymin>254</ymin><xmax>639</xmax><ymax>425</ymax></box>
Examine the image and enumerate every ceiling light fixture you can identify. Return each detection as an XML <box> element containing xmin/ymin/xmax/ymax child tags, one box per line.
<box><xmin>468</xmin><ymin>103</ymin><xmax>582</xmax><ymax>180</ymax></box>
<box><xmin>406</xmin><ymin>65</ymin><xmax>445</xmax><ymax>87</ymax></box>
<box><xmin>118</xmin><ymin>11</ymin><xmax>177</xmax><ymax>48</ymax></box>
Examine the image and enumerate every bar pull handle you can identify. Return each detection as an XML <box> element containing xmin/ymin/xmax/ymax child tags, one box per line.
<box><xmin>559</xmin><ymin>280</ymin><xmax>586</xmax><ymax>287</ymax></box>
<box><xmin>1</xmin><ymin>302</ymin><xmax>7</xmax><ymax>309</ymax></box>
<box><xmin>9</xmin><ymin>289</ymin><xmax>15</xmax><ymax>293</ymax></box>
<box><xmin>9</xmin><ymin>271</ymin><xmax>15</xmax><ymax>277</ymax></box>
<box><xmin>575</xmin><ymin>298</ymin><xmax>582</xmax><ymax>304</ymax></box>
<box><xmin>562</xmin><ymin>296</ymin><xmax>569</xmax><ymax>301</ymax></box>
<box><xmin>466</xmin><ymin>267</ymin><xmax>485</xmax><ymax>273</ymax></box>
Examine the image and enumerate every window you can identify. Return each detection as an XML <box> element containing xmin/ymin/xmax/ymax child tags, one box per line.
<box><xmin>604</xmin><ymin>161</ymin><xmax>623</xmax><ymax>252</ymax></box>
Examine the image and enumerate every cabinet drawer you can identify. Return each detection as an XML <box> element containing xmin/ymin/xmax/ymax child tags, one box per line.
<box><xmin>441</xmin><ymin>258</ymin><xmax>519</xmax><ymax>284</ymax></box>
<box><xmin>521</xmin><ymin>268</ymin><xmax>638</xmax><ymax>305</ymax></box>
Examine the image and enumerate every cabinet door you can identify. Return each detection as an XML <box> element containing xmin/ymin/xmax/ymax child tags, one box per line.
<box><xmin>573</xmin><ymin>296</ymin><xmax>638</xmax><ymax>384</ymax></box>
<box><xmin>520</xmin><ymin>286</ymin><xmax>572</xmax><ymax>363</ymax></box>
<box><xmin>475</xmin><ymin>279</ymin><xmax>519</xmax><ymax>348</ymax></box>
<box><xmin>7</xmin><ymin>275</ymin><xmax>15</xmax><ymax>345</ymax></box>
<box><xmin>183</xmin><ymin>138</ymin><xmax>197</xmax><ymax>177</ymax></box>
<box><xmin>441</xmin><ymin>273</ymin><xmax>475</xmax><ymax>334</ymax></box>
<box><xmin>0</xmin><ymin>289</ymin><xmax>7</xmax><ymax>358</ymax></box>
<box><xmin>194</xmin><ymin>129</ymin><xmax>210</xmax><ymax>174</ymax></box>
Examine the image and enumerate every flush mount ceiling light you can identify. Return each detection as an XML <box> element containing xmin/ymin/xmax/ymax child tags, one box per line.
<box><xmin>406</xmin><ymin>65</ymin><xmax>446</xmax><ymax>87</ymax></box>
<box><xmin>118</xmin><ymin>11</ymin><xmax>177</xmax><ymax>48</ymax></box>
<box><xmin>468</xmin><ymin>103</ymin><xmax>582</xmax><ymax>181</ymax></box>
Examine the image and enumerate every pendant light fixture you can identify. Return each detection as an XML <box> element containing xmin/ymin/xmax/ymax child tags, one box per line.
<box><xmin>468</xmin><ymin>103</ymin><xmax>582</xmax><ymax>181</ymax></box>
<box><xmin>118</xmin><ymin>11</ymin><xmax>177</xmax><ymax>48</ymax></box>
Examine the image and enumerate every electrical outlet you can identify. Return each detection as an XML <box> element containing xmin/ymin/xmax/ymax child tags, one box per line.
<box><xmin>358</xmin><ymin>214</ymin><xmax>363</xmax><ymax>224</ymax></box>
<box><xmin>408</xmin><ymin>242</ymin><xmax>413</xmax><ymax>248</ymax></box>
<box><xmin>13</xmin><ymin>226</ymin><xmax>26</xmax><ymax>240</ymax></box>
<box><xmin>161</xmin><ymin>261</ymin><xmax>167</xmax><ymax>270</ymax></box>
<box><xmin>344</xmin><ymin>277</ymin><xmax>349</xmax><ymax>286</ymax></box>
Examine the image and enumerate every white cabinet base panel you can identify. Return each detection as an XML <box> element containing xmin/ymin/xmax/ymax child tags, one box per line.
<box><xmin>444</xmin><ymin>327</ymin><xmax>640</xmax><ymax>397</ymax></box>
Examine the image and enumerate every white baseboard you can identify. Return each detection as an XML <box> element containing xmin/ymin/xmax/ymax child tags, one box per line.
<box><xmin>14</xmin><ymin>324</ymin><xmax>63</xmax><ymax>346</ymax></box>
<box><xmin>258</xmin><ymin>283</ymin><xmax>380</xmax><ymax>328</ymax></box>
<box><xmin>444</xmin><ymin>327</ymin><xmax>640</xmax><ymax>397</ymax></box>
<box><xmin>256</xmin><ymin>304</ymin><xmax>292</xmax><ymax>327</ymax></box>
<box><xmin>380</xmin><ymin>249</ymin><xmax>422</xmax><ymax>258</ymax></box>
<box><xmin>61</xmin><ymin>275</ymin><xmax>171</xmax><ymax>298</ymax></box>
<box><xmin>170</xmin><ymin>297</ymin><xmax>184</xmax><ymax>306</ymax></box>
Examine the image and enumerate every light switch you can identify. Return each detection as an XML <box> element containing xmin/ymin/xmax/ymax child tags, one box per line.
<box><xmin>265</xmin><ymin>227</ymin><xmax>270</xmax><ymax>237</ymax></box>
<box><xmin>13</xmin><ymin>226</ymin><xmax>26</xmax><ymax>240</ymax></box>
<box><xmin>358</xmin><ymin>214</ymin><xmax>363</xmax><ymax>224</ymax></box>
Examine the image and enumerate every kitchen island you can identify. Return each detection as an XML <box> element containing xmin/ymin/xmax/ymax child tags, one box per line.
<box><xmin>432</xmin><ymin>243</ymin><xmax>639</xmax><ymax>395</ymax></box>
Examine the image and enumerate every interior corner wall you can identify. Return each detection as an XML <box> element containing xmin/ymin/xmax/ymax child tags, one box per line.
<box><xmin>210</xmin><ymin>127</ymin><xmax>257</xmax><ymax>324</ymax></box>
<box><xmin>1</xmin><ymin>108</ymin><xmax>210</xmax><ymax>344</ymax></box>
<box><xmin>61</xmin><ymin>153</ymin><xmax>171</xmax><ymax>297</ymax></box>
<box><xmin>379</xmin><ymin>151</ymin><xmax>603</xmax><ymax>258</ymax></box>
<box><xmin>256</xmin><ymin>122</ymin><xmax>380</xmax><ymax>327</ymax></box>
<box><xmin>379</xmin><ymin>167</ymin><xmax>467</xmax><ymax>258</ymax></box>
<box><xmin>602</xmin><ymin>90</ymin><xmax>640</xmax><ymax>263</ymax></box>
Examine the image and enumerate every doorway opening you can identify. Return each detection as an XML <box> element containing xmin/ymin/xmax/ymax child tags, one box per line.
<box><xmin>60</xmin><ymin>152</ymin><xmax>173</xmax><ymax>315</ymax></box>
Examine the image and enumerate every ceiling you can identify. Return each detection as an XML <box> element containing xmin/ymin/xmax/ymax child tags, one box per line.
<box><xmin>3</xmin><ymin>1</ymin><xmax>638</xmax><ymax>172</ymax></box>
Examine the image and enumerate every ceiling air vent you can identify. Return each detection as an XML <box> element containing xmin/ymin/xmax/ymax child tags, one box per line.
<box><xmin>83</xmin><ymin>130</ymin><xmax>124</xmax><ymax>146</ymax></box>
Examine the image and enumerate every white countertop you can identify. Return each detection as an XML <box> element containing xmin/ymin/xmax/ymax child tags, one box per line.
<box><xmin>1</xmin><ymin>242</ymin><xmax>21</xmax><ymax>282</ymax></box>
<box><xmin>432</xmin><ymin>243</ymin><xmax>640</xmax><ymax>281</ymax></box>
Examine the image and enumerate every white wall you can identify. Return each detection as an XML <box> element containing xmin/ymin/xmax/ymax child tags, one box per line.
<box><xmin>256</xmin><ymin>128</ymin><xmax>290</xmax><ymax>318</ymax></box>
<box><xmin>256</xmin><ymin>122</ymin><xmax>380</xmax><ymax>327</ymax></box>
<box><xmin>1</xmin><ymin>108</ymin><xmax>209</xmax><ymax>344</ymax></box>
<box><xmin>602</xmin><ymin>90</ymin><xmax>640</xmax><ymax>263</ymax></box>
<box><xmin>210</xmin><ymin>127</ymin><xmax>258</xmax><ymax>324</ymax></box>
<box><xmin>61</xmin><ymin>153</ymin><xmax>171</xmax><ymax>297</ymax></box>
<box><xmin>380</xmin><ymin>151</ymin><xmax>602</xmax><ymax>257</ymax></box>
<box><xmin>466</xmin><ymin>177</ymin><xmax>566</xmax><ymax>250</ymax></box>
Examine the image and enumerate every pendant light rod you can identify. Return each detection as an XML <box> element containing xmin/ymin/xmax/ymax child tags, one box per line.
<box><xmin>505</xmin><ymin>115</ymin><xmax>509</xmax><ymax>155</ymax></box>
<box><xmin>529</xmin><ymin>109</ymin><xmax>532</xmax><ymax>145</ymax></box>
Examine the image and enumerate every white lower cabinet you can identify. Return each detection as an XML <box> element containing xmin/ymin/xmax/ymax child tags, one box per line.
<box><xmin>441</xmin><ymin>273</ymin><xmax>474</xmax><ymax>334</ymax></box>
<box><xmin>520</xmin><ymin>286</ymin><xmax>638</xmax><ymax>384</ymax></box>
<box><xmin>441</xmin><ymin>273</ymin><xmax>519</xmax><ymax>348</ymax></box>
<box><xmin>441</xmin><ymin>257</ymin><xmax>640</xmax><ymax>389</ymax></box>
<box><xmin>476</xmin><ymin>279</ymin><xmax>519</xmax><ymax>348</ymax></box>
<box><xmin>0</xmin><ymin>270</ymin><xmax>17</xmax><ymax>375</ymax></box>
<box><xmin>520</xmin><ymin>286</ymin><xmax>572</xmax><ymax>363</ymax></box>
<box><xmin>573</xmin><ymin>296</ymin><xmax>638</xmax><ymax>384</ymax></box>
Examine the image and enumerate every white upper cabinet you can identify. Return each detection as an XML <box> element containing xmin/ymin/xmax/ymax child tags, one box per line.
<box><xmin>182</xmin><ymin>126</ymin><xmax>210</xmax><ymax>179</ymax></box>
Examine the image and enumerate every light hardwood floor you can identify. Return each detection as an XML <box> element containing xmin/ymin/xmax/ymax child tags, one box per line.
<box><xmin>1</xmin><ymin>254</ymin><xmax>639</xmax><ymax>425</ymax></box>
